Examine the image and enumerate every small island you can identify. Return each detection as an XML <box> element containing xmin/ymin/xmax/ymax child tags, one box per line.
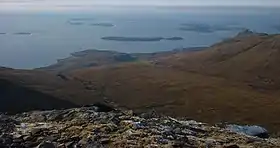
<box><xmin>101</xmin><ymin>36</ymin><xmax>184</xmax><ymax>42</ymax></box>
<box><xmin>236</xmin><ymin>29</ymin><xmax>268</xmax><ymax>37</ymax></box>
<box><xmin>102</xmin><ymin>36</ymin><xmax>164</xmax><ymax>42</ymax></box>
<box><xmin>180</xmin><ymin>23</ymin><xmax>214</xmax><ymax>33</ymax></box>
<box><xmin>165</xmin><ymin>37</ymin><xmax>184</xmax><ymax>41</ymax></box>
<box><xmin>90</xmin><ymin>23</ymin><xmax>114</xmax><ymax>27</ymax></box>
<box><xmin>212</xmin><ymin>25</ymin><xmax>244</xmax><ymax>31</ymax></box>
<box><xmin>68</xmin><ymin>21</ymin><xmax>84</xmax><ymax>25</ymax></box>
<box><xmin>0</xmin><ymin>33</ymin><xmax>6</xmax><ymax>35</ymax></box>
<box><xmin>179</xmin><ymin>23</ymin><xmax>244</xmax><ymax>33</ymax></box>
<box><xmin>13</xmin><ymin>32</ymin><xmax>32</xmax><ymax>35</ymax></box>
<box><xmin>67</xmin><ymin>18</ymin><xmax>95</xmax><ymax>26</ymax></box>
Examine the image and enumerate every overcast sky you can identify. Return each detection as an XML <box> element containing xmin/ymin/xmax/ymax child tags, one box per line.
<box><xmin>1</xmin><ymin>0</ymin><xmax>279</xmax><ymax>11</ymax></box>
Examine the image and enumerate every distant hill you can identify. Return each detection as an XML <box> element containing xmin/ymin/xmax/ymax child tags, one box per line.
<box><xmin>37</xmin><ymin>47</ymin><xmax>205</xmax><ymax>73</ymax></box>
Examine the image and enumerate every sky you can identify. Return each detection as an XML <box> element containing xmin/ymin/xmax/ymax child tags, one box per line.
<box><xmin>0</xmin><ymin>0</ymin><xmax>279</xmax><ymax>11</ymax></box>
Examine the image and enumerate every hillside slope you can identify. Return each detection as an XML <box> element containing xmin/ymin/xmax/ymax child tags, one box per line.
<box><xmin>70</xmin><ymin>33</ymin><xmax>280</xmax><ymax>132</ymax></box>
<box><xmin>1</xmin><ymin>32</ymin><xmax>280</xmax><ymax>133</ymax></box>
<box><xmin>0</xmin><ymin>68</ymin><xmax>104</xmax><ymax>106</ymax></box>
<box><xmin>0</xmin><ymin>78</ymin><xmax>77</xmax><ymax>114</ymax></box>
<box><xmin>157</xmin><ymin>34</ymin><xmax>280</xmax><ymax>91</ymax></box>
<box><xmin>72</xmin><ymin>62</ymin><xmax>280</xmax><ymax>132</ymax></box>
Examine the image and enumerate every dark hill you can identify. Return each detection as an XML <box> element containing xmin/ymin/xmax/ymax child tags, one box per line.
<box><xmin>0</xmin><ymin>68</ymin><xmax>105</xmax><ymax>107</ymax></box>
<box><xmin>0</xmin><ymin>79</ymin><xmax>77</xmax><ymax>114</ymax></box>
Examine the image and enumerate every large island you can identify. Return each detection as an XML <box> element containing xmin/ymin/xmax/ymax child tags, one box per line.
<box><xmin>102</xmin><ymin>36</ymin><xmax>183</xmax><ymax>42</ymax></box>
<box><xmin>179</xmin><ymin>23</ymin><xmax>245</xmax><ymax>33</ymax></box>
<box><xmin>13</xmin><ymin>32</ymin><xmax>32</xmax><ymax>35</ymax></box>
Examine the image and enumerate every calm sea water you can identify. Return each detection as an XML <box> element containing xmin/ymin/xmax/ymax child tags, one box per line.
<box><xmin>0</xmin><ymin>7</ymin><xmax>279</xmax><ymax>69</ymax></box>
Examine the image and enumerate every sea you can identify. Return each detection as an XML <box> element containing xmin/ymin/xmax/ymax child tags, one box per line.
<box><xmin>0</xmin><ymin>6</ymin><xmax>279</xmax><ymax>69</ymax></box>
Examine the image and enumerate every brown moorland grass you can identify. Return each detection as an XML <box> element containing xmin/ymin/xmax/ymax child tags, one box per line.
<box><xmin>1</xmin><ymin>33</ymin><xmax>280</xmax><ymax>133</ymax></box>
<box><xmin>72</xmin><ymin>62</ymin><xmax>280</xmax><ymax>132</ymax></box>
<box><xmin>70</xmin><ymin>34</ymin><xmax>280</xmax><ymax>132</ymax></box>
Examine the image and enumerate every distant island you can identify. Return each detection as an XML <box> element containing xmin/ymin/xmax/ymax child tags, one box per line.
<box><xmin>102</xmin><ymin>36</ymin><xmax>184</xmax><ymax>42</ymax></box>
<box><xmin>90</xmin><ymin>23</ymin><xmax>114</xmax><ymax>27</ymax></box>
<box><xmin>67</xmin><ymin>18</ymin><xmax>95</xmax><ymax>26</ymax></box>
<box><xmin>0</xmin><ymin>33</ymin><xmax>6</xmax><ymax>35</ymax></box>
<box><xmin>236</xmin><ymin>29</ymin><xmax>268</xmax><ymax>37</ymax></box>
<box><xmin>102</xmin><ymin>37</ymin><xmax>164</xmax><ymax>42</ymax></box>
<box><xmin>13</xmin><ymin>32</ymin><xmax>32</xmax><ymax>35</ymax></box>
<box><xmin>68</xmin><ymin>21</ymin><xmax>84</xmax><ymax>25</ymax></box>
<box><xmin>165</xmin><ymin>37</ymin><xmax>184</xmax><ymax>41</ymax></box>
<box><xmin>179</xmin><ymin>23</ymin><xmax>245</xmax><ymax>33</ymax></box>
<box><xmin>180</xmin><ymin>24</ymin><xmax>214</xmax><ymax>33</ymax></box>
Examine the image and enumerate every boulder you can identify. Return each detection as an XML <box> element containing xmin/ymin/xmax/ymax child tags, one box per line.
<box><xmin>227</xmin><ymin>125</ymin><xmax>269</xmax><ymax>138</ymax></box>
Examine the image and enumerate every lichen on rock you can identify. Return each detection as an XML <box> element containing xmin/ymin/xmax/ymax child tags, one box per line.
<box><xmin>0</xmin><ymin>106</ymin><xmax>279</xmax><ymax>148</ymax></box>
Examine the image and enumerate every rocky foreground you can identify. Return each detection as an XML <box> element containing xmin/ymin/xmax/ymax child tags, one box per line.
<box><xmin>0</xmin><ymin>105</ymin><xmax>280</xmax><ymax>148</ymax></box>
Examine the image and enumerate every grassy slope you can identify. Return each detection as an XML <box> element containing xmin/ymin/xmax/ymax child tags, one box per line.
<box><xmin>1</xmin><ymin>34</ymin><xmax>280</xmax><ymax>132</ymax></box>
<box><xmin>71</xmin><ymin>34</ymin><xmax>280</xmax><ymax>132</ymax></box>
<box><xmin>157</xmin><ymin>34</ymin><xmax>280</xmax><ymax>89</ymax></box>
<box><xmin>72</xmin><ymin>62</ymin><xmax>280</xmax><ymax>132</ymax></box>
<box><xmin>0</xmin><ymin>68</ymin><xmax>103</xmax><ymax>105</ymax></box>
<box><xmin>0</xmin><ymin>79</ymin><xmax>77</xmax><ymax>114</ymax></box>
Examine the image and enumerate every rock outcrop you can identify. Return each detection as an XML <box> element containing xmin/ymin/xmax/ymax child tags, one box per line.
<box><xmin>0</xmin><ymin>106</ymin><xmax>279</xmax><ymax>148</ymax></box>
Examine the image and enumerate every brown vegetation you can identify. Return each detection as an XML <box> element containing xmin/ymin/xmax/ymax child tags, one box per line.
<box><xmin>1</xmin><ymin>33</ymin><xmax>280</xmax><ymax>133</ymax></box>
<box><xmin>71</xmin><ymin>34</ymin><xmax>280</xmax><ymax>132</ymax></box>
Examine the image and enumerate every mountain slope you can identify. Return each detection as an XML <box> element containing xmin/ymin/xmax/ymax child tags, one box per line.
<box><xmin>0</xmin><ymin>68</ymin><xmax>105</xmax><ymax>106</ymax></box>
<box><xmin>1</xmin><ymin>32</ymin><xmax>280</xmax><ymax>133</ymax></box>
<box><xmin>69</xmin><ymin>33</ymin><xmax>280</xmax><ymax>132</ymax></box>
<box><xmin>0</xmin><ymin>78</ymin><xmax>77</xmax><ymax>114</ymax></box>
<box><xmin>156</xmin><ymin>34</ymin><xmax>280</xmax><ymax>91</ymax></box>
<box><xmin>71</xmin><ymin>61</ymin><xmax>280</xmax><ymax>132</ymax></box>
